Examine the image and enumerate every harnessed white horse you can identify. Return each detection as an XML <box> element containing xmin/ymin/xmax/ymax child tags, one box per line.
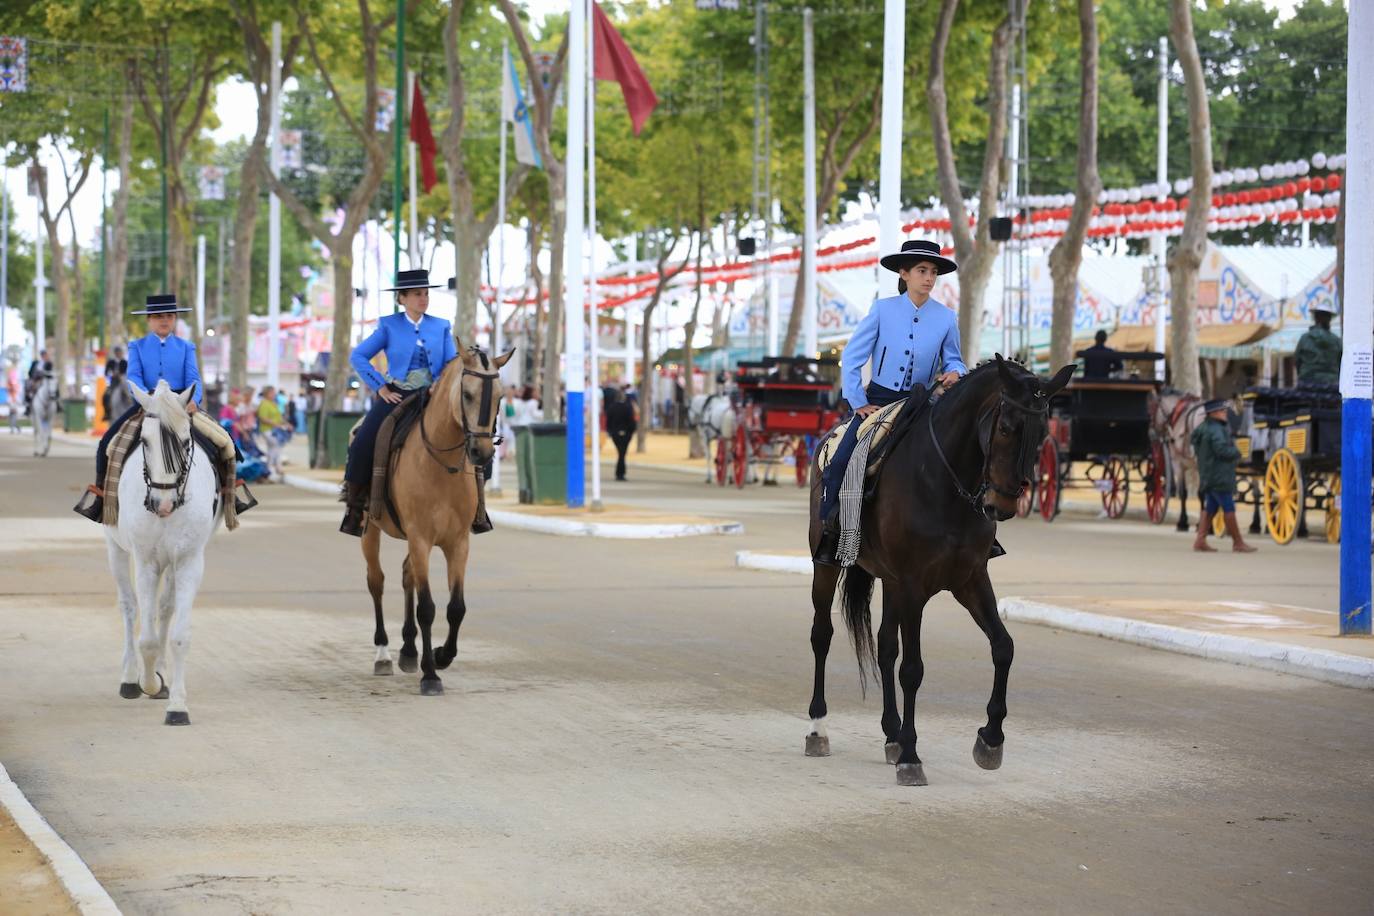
<box><xmin>105</xmin><ymin>382</ymin><xmax>218</xmax><ymax>725</ymax></box>
<box><xmin>31</xmin><ymin>373</ymin><xmax>57</xmax><ymax>457</ymax></box>
<box><xmin>687</xmin><ymin>392</ymin><xmax>735</xmax><ymax>484</ymax></box>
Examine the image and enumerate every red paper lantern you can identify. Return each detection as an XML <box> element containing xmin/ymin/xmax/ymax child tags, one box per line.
<box><xmin>1324</xmin><ymin>206</ymin><xmax>1339</xmax><ymax>220</ymax></box>
<box><xmin>1282</xmin><ymin>181</ymin><xmax>1298</xmax><ymax>197</ymax></box>
<box><xmin>1211</xmin><ymin>195</ymin><xmax>1222</xmax><ymax>208</ymax></box>
<box><xmin>1162</xmin><ymin>198</ymin><xmax>1177</xmax><ymax>212</ymax></box>
<box><xmin>1326</xmin><ymin>174</ymin><xmax>1342</xmax><ymax>190</ymax></box>
<box><xmin>1296</xmin><ymin>178</ymin><xmax>1311</xmax><ymax>193</ymax></box>
<box><xmin>1310</xmin><ymin>177</ymin><xmax>1326</xmax><ymax>193</ymax></box>
<box><xmin>1222</xmin><ymin>193</ymin><xmax>1237</xmax><ymax>206</ymax></box>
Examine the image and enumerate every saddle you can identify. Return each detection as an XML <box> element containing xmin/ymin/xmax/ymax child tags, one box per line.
<box><xmin>101</xmin><ymin>411</ymin><xmax>241</xmax><ymax>528</ymax></box>
<box><xmin>366</xmin><ymin>391</ymin><xmax>428</xmax><ymax>528</ymax></box>
<box><xmin>814</xmin><ymin>386</ymin><xmax>936</xmax><ymax>489</ymax></box>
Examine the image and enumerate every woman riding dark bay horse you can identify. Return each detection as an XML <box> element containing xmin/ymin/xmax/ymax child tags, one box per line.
<box><xmin>805</xmin><ymin>355</ymin><xmax>1075</xmax><ymax>786</ymax></box>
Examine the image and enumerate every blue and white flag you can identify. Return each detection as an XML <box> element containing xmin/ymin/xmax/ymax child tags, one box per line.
<box><xmin>502</xmin><ymin>46</ymin><xmax>542</xmax><ymax>169</ymax></box>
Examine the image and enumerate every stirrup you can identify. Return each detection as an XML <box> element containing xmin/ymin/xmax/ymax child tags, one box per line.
<box><xmin>989</xmin><ymin>538</ymin><xmax>1007</xmax><ymax>560</ymax></box>
<box><xmin>470</xmin><ymin>511</ymin><xmax>494</xmax><ymax>535</ymax></box>
<box><xmin>232</xmin><ymin>480</ymin><xmax>258</xmax><ymax>514</ymax></box>
<box><xmin>73</xmin><ymin>485</ymin><xmax>105</xmax><ymax>523</ymax></box>
<box><xmin>339</xmin><ymin>505</ymin><xmax>366</xmax><ymax>537</ymax></box>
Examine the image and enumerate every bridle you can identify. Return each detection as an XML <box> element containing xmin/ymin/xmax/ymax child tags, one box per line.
<box><xmin>141</xmin><ymin>418</ymin><xmax>195</xmax><ymax>515</ymax></box>
<box><xmin>928</xmin><ymin>386</ymin><xmax>1049</xmax><ymax>512</ymax></box>
<box><xmin>419</xmin><ymin>364</ymin><xmax>504</xmax><ymax>475</ymax></box>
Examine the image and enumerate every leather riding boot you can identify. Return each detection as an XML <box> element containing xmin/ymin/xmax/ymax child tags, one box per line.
<box><xmin>1224</xmin><ymin>512</ymin><xmax>1258</xmax><ymax>553</ymax></box>
<box><xmin>339</xmin><ymin>482</ymin><xmax>368</xmax><ymax>537</ymax></box>
<box><xmin>1193</xmin><ymin>511</ymin><xmax>1216</xmax><ymax>552</ymax></box>
<box><xmin>73</xmin><ymin>484</ymin><xmax>105</xmax><ymax>523</ymax></box>
<box><xmin>471</xmin><ymin>475</ymin><xmax>494</xmax><ymax>535</ymax></box>
<box><xmin>989</xmin><ymin>538</ymin><xmax>1007</xmax><ymax>560</ymax></box>
<box><xmin>812</xmin><ymin>519</ymin><xmax>842</xmax><ymax>568</ymax></box>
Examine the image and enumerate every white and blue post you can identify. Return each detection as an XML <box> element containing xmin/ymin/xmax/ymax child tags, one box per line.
<box><xmin>1340</xmin><ymin>0</ymin><xmax>1372</xmax><ymax>636</ymax></box>
<box><xmin>564</xmin><ymin>0</ymin><xmax>588</xmax><ymax>508</ymax></box>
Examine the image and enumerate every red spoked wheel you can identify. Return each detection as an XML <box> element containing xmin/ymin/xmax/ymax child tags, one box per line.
<box><xmin>714</xmin><ymin>435</ymin><xmax>729</xmax><ymax>486</ymax></box>
<box><xmin>1101</xmin><ymin>456</ymin><xmax>1130</xmax><ymax>519</ymax></box>
<box><xmin>1016</xmin><ymin>478</ymin><xmax>1035</xmax><ymax>518</ymax></box>
<box><xmin>1145</xmin><ymin>441</ymin><xmax>1169</xmax><ymax>524</ymax></box>
<box><xmin>1037</xmin><ymin>437</ymin><xmax>1060</xmax><ymax>522</ymax></box>
<box><xmin>794</xmin><ymin>437</ymin><xmax>810</xmax><ymax>487</ymax></box>
<box><xmin>732</xmin><ymin>424</ymin><xmax>749</xmax><ymax>489</ymax></box>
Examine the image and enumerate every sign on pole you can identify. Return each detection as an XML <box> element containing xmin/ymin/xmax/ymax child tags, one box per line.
<box><xmin>0</xmin><ymin>36</ymin><xmax>27</xmax><ymax>93</ymax></box>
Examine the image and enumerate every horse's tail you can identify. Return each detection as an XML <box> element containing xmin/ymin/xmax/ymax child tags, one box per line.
<box><xmin>839</xmin><ymin>565</ymin><xmax>878</xmax><ymax>696</ymax></box>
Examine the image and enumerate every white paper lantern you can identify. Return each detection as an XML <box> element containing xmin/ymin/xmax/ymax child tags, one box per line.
<box><xmin>1260</xmin><ymin>164</ymin><xmax>1275</xmax><ymax>181</ymax></box>
<box><xmin>1312</xmin><ymin>151</ymin><xmax>1327</xmax><ymax>169</ymax></box>
<box><xmin>1296</xmin><ymin>159</ymin><xmax>1309</xmax><ymax>175</ymax></box>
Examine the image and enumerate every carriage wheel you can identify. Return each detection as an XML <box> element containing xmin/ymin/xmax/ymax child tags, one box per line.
<box><xmin>1262</xmin><ymin>448</ymin><xmax>1303</xmax><ymax>545</ymax></box>
<box><xmin>794</xmin><ymin>437</ymin><xmax>810</xmax><ymax>487</ymax></box>
<box><xmin>714</xmin><ymin>436</ymin><xmax>729</xmax><ymax>486</ymax></box>
<box><xmin>1016</xmin><ymin>478</ymin><xmax>1035</xmax><ymax>518</ymax></box>
<box><xmin>1325</xmin><ymin>472</ymin><xmax>1341</xmax><ymax>544</ymax></box>
<box><xmin>1037</xmin><ymin>438</ymin><xmax>1060</xmax><ymax>522</ymax></box>
<box><xmin>1100</xmin><ymin>456</ymin><xmax>1130</xmax><ymax>519</ymax></box>
<box><xmin>1145</xmin><ymin>441</ymin><xmax>1169</xmax><ymax>524</ymax></box>
<box><xmin>732</xmin><ymin>425</ymin><xmax>749</xmax><ymax>489</ymax></box>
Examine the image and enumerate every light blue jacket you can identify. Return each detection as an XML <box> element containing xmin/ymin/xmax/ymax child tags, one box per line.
<box><xmin>841</xmin><ymin>295</ymin><xmax>967</xmax><ymax>409</ymax></box>
<box><xmin>350</xmin><ymin>312</ymin><xmax>458</xmax><ymax>392</ymax></box>
<box><xmin>127</xmin><ymin>333</ymin><xmax>203</xmax><ymax>405</ymax></box>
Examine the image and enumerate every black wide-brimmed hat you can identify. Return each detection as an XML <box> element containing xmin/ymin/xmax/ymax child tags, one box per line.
<box><xmin>130</xmin><ymin>293</ymin><xmax>191</xmax><ymax>315</ymax></box>
<box><xmin>385</xmin><ymin>269</ymin><xmax>442</xmax><ymax>292</ymax></box>
<box><xmin>1204</xmin><ymin>398</ymin><xmax>1230</xmax><ymax>413</ymax></box>
<box><xmin>880</xmin><ymin>239</ymin><xmax>958</xmax><ymax>275</ymax></box>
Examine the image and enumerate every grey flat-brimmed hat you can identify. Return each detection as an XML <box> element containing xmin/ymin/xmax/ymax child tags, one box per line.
<box><xmin>385</xmin><ymin>269</ymin><xmax>443</xmax><ymax>291</ymax></box>
<box><xmin>880</xmin><ymin>239</ymin><xmax>958</xmax><ymax>275</ymax></box>
<box><xmin>130</xmin><ymin>293</ymin><xmax>191</xmax><ymax>315</ymax></box>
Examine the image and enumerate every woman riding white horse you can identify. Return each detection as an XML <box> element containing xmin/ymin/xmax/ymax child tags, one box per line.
<box><xmin>106</xmin><ymin>381</ymin><xmax>219</xmax><ymax>725</ymax></box>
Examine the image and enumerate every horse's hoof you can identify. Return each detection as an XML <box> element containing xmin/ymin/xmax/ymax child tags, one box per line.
<box><xmin>397</xmin><ymin>652</ymin><xmax>418</xmax><ymax>673</ymax></box>
<box><xmin>149</xmin><ymin>685</ymin><xmax>169</xmax><ymax>700</ymax></box>
<box><xmin>419</xmin><ymin>678</ymin><xmax>444</xmax><ymax>696</ymax></box>
<box><xmin>884</xmin><ymin>742</ymin><xmax>901</xmax><ymax>765</ymax></box>
<box><xmin>804</xmin><ymin>734</ymin><xmax>830</xmax><ymax>757</ymax></box>
<box><xmin>373</xmin><ymin>660</ymin><xmax>393</xmax><ymax>676</ymax></box>
<box><xmin>973</xmin><ymin>734</ymin><xmax>1004</xmax><ymax>771</ymax></box>
<box><xmin>119</xmin><ymin>683</ymin><xmax>141</xmax><ymax>699</ymax></box>
<box><xmin>895</xmin><ymin>763</ymin><xmax>928</xmax><ymax>786</ymax></box>
<box><xmin>433</xmin><ymin>647</ymin><xmax>454</xmax><ymax>670</ymax></box>
<box><xmin>164</xmin><ymin>711</ymin><xmax>190</xmax><ymax>726</ymax></box>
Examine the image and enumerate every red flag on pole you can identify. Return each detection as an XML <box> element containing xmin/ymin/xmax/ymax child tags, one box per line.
<box><xmin>592</xmin><ymin>2</ymin><xmax>658</xmax><ymax>135</ymax></box>
<box><xmin>409</xmin><ymin>80</ymin><xmax>438</xmax><ymax>192</ymax></box>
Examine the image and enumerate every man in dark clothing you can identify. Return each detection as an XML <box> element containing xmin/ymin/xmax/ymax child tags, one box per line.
<box><xmin>604</xmin><ymin>388</ymin><xmax>638</xmax><ymax>481</ymax></box>
<box><xmin>1294</xmin><ymin>305</ymin><xmax>1340</xmax><ymax>387</ymax></box>
<box><xmin>1080</xmin><ymin>330</ymin><xmax>1123</xmax><ymax>380</ymax></box>
<box><xmin>1190</xmin><ymin>398</ymin><xmax>1257</xmax><ymax>553</ymax></box>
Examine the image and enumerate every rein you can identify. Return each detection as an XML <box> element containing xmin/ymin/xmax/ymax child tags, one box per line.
<box><xmin>419</xmin><ymin>366</ymin><xmax>504</xmax><ymax>475</ymax></box>
<box><xmin>927</xmin><ymin>384</ymin><xmax>1048</xmax><ymax>513</ymax></box>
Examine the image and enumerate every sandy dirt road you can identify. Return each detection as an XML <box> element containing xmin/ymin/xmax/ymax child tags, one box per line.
<box><xmin>1</xmin><ymin>432</ymin><xmax>1371</xmax><ymax>914</ymax></box>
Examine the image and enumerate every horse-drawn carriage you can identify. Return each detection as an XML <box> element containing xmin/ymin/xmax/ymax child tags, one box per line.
<box><xmin>1228</xmin><ymin>384</ymin><xmax>1354</xmax><ymax>545</ymax></box>
<box><xmin>1020</xmin><ymin>375</ymin><xmax>1171</xmax><ymax>524</ymax></box>
<box><xmin>715</xmin><ymin>356</ymin><xmax>841</xmax><ymax>488</ymax></box>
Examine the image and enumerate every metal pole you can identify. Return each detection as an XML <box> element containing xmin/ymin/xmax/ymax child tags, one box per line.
<box><xmin>160</xmin><ymin>100</ymin><xmax>168</xmax><ymax>289</ymax></box>
<box><xmin>268</xmin><ymin>21</ymin><xmax>282</xmax><ymax>389</ymax></box>
<box><xmin>196</xmin><ymin>235</ymin><xmax>206</xmax><ymax>345</ymax></box>
<box><xmin>407</xmin><ymin>69</ymin><xmax>419</xmax><ymax>268</ymax></box>
<box><xmin>1004</xmin><ymin>80</ymin><xmax>1020</xmax><ymax>360</ymax></box>
<box><xmin>392</xmin><ymin>0</ymin><xmax>406</xmax><ymax>282</ymax></box>
<box><xmin>491</xmin><ymin>40</ymin><xmax>509</xmax><ymax>498</ymax></box>
<box><xmin>99</xmin><ymin>106</ymin><xmax>109</xmax><ymax>348</ymax></box>
<box><xmin>1340</xmin><ymin>1</ymin><xmax>1372</xmax><ymax>635</ymax></box>
<box><xmin>565</xmin><ymin>0</ymin><xmax>587</xmax><ymax>508</ymax></box>
<box><xmin>216</xmin><ymin>216</ymin><xmax>226</xmax><ymax>330</ymax></box>
<box><xmin>1</xmin><ymin>165</ymin><xmax>8</xmax><ymax>359</ymax></box>
<box><xmin>587</xmin><ymin>0</ymin><xmax>602</xmax><ymax>511</ymax></box>
<box><xmin>35</xmin><ymin>203</ymin><xmax>45</xmax><ymax>358</ymax></box>
<box><xmin>1153</xmin><ymin>35</ymin><xmax>1168</xmax><ymax>381</ymax></box>
<box><xmin>877</xmin><ymin>0</ymin><xmax>906</xmax><ymax>264</ymax></box>
<box><xmin>802</xmin><ymin>8</ymin><xmax>818</xmax><ymax>360</ymax></box>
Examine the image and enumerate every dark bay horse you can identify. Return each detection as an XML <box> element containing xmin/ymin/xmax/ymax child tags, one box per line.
<box><xmin>805</xmin><ymin>356</ymin><xmax>1075</xmax><ymax>785</ymax></box>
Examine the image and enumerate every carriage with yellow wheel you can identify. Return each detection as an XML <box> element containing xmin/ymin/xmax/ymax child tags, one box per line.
<box><xmin>1230</xmin><ymin>386</ymin><xmax>1352</xmax><ymax>545</ymax></box>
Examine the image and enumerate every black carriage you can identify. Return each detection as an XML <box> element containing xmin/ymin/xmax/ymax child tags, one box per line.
<box><xmin>717</xmin><ymin>357</ymin><xmax>841</xmax><ymax>488</ymax></box>
<box><xmin>1022</xmin><ymin>376</ymin><xmax>1170</xmax><ymax>523</ymax></box>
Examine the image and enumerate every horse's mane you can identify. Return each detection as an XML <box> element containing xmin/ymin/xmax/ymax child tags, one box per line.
<box><xmin>936</xmin><ymin>359</ymin><xmax>1035</xmax><ymax>413</ymax></box>
<box><xmin>145</xmin><ymin>382</ymin><xmax>191</xmax><ymax>440</ymax></box>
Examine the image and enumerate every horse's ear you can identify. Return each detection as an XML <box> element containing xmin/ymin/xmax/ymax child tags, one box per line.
<box><xmin>178</xmin><ymin>387</ymin><xmax>194</xmax><ymax>408</ymax></box>
<box><xmin>130</xmin><ymin>383</ymin><xmax>152</xmax><ymax>411</ymax></box>
<box><xmin>494</xmin><ymin>347</ymin><xmax>516</xmax><ymax>369</ymax></box>
<box><xmin>1046</xmin><ymin>364</ymin><xmax>1077</xmax><ymax>395</ymax></box>
<box><xmin>994</xmin><ymin>353</ymin><xmax>1023</xmax><ymax>393</ymax></box>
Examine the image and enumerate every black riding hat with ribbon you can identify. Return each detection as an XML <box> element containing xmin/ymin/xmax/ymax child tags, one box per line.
<box><xmin>386</xmin><ymin>268</ymin><xmax>443</xmax><ymax>291</ymax></box>
<box><xmin>130</xmin><ymin>293</ymin><xmax>191</xmax><ymax>315</ymax></box>
<box><xmin>880</xmin><ymin>239</ymin><xmax>958</xmax><ymax>275</ymax></box>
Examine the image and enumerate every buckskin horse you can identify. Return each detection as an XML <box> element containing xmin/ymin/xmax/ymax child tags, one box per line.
<box><xmin>361</xmin><ymin>344</ymin><xmax>511</xmax><ymax>696</ymax></box>
<box><xmin>804</xmin><ymin>356</ymin><xmax>1075</xmax><ymax>785</ymax></box>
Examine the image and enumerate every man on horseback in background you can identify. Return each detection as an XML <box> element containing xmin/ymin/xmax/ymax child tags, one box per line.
<box><xmin>339</xmin><ymin>269</ymin><xmax>493</xmax><ymax>537</ymax></box>
<box><xmin>813</xmin><ymin>239</ymin><xmax>965</xmax><ymax>566</ymax></box>
<box><xmin>74</xmin><ymin>294</ymin><xmax>250</xmax><ymax>525</ymax></box>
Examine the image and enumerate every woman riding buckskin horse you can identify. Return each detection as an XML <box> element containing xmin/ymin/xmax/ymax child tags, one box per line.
<box><xmin>339</xmin><ymin>269</ymin><xmax>492</xmax><ymax>536</ymax></box>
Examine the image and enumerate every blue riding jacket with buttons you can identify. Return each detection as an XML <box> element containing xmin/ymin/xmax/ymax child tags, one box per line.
<box><xmin>841</xmin><ymin>294</ymin><xmax>967</xmax><ymax>409</ymax></box>
<box><xmin>350</xmin><ymin>312</ymin><xmax>458</xmax><ymax>392</ymax></box>
<box><xmin>126</xmin><ymin>333</ymin><xmax>203</xmax><ymax>405</ymax></box>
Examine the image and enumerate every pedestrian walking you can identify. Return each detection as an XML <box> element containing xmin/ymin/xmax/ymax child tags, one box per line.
<box><xmin>256</xmin><ymin>384</ymin><xmax>292</xmax><ymax>480</ymax></box>
<box><xmin>1190</xmin><ymin>398</ymin><xmax>1258</xmax><ymax>553</ymax></box>
<box><xmin>5</xmin><ymin>360</ymin><xmax>20</xmax><ymax>433</ymax></box>
<box><xmin>604</xmin><ymin>387</ymin><xmax>638</xmax><ymax>481</ymax></box>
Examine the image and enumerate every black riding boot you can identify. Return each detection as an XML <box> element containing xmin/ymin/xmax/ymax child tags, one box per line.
<box><xmin>811</xmin><ymin>518</ymin><xmax>842</xmax><ymax>568</ymax></box>
<box><xmin>471</xmin><ymin>471</ymin><xmax>494</xmax><ymax>534</ymax></box>
<box><xmin>73</xmin><ymin>485</ymin><xmax>105</xmax><ymax>523</ymax></box>
<box><xmin>339</xmin><ymin>482</ymin><xmax>368</xmax><ymax>537</ymax></box>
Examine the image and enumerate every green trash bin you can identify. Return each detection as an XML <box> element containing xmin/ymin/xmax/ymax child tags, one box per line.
<box><xmin>305</xmin><ymin>411</ymin><xmax>321</xmax><ymax>467</ymax></box>
<box><xmin>525</xmin><ymin>422</ymin><xmax>567</xmax><ymax>505</ymax></box>
<box><xmin>63</xmin><ymin>398</ymin><xmax>88</xmax><ymax>433</ymax></box>
<box><xmin>323</xmin><ymin>411</ymin><xmax>364</xmax><ymax>469</ymax></box>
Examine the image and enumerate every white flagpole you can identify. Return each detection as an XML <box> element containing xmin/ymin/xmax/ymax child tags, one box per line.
<box><xmin>565</xmin><ymin>0</ymin><xmax>588</xmax><ymax>508</ymax></box>
<box><xmin>407</xmin><ymin>69</ymin><xmax>420</xmax><ymax>268</ymax></box>
<box><xmin>588</xmin><ymin>0</ymin><xmax>602</xmax><ymax>511</ymax></box>
<box><xmin>877</xmin><ymin>0</ymin><xmax>905</xmax><ymax>266</ymax></box>
<box><xmin>802</xmin><ymin>7</ymin><xmax>818</xmax><ymax>359</ymax></box>
<box><xmin>267</xmin><ymin>21</ymin><xmax>282</xmax><ymax>389</ymax></box>
<box><xmin>491</xmin><ymin>40</ymin><xmax>510</xmax><ymax>498</ymax></box>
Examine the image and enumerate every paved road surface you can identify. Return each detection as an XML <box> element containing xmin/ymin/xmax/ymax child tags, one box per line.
<box><xmin>1</xmin><ymin>432</ymin><xmax>1370</xmax><ymax>914</ymax></box>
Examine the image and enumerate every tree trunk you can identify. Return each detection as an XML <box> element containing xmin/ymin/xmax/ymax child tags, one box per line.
<box><xmin>452</xmin><ymin>211</ymin><xmax>483</xmax><ymax>346</ymax></box>
<box><xmin>105</xmin><ymin>82</ymin><xmax>134</xmax><ymax>350</ymax></box>
<box><xmin>685</xmin><ymin>227</ymin><xmax>705</xmax><ymax>458</ymax></box>
<box><xmin>40</xmin><ymin>220</ymin><xmax>72</xmax><ymax>397</ymax></box>
<box><xmin>529</xmin><ymin>219</ymin><xmax>546</xmax><ymax>390</ymax></box>
<box><xmin>316</xmin><ymin>250</ymin><xmax>356</xmax><ymax>466</ymax></box>
<box><xmin>229</xmin><ymin>141</ymin><xmax>264</xmax><ymax>389</ymax></box>
<box><xmin>1166</xmin><ymin>0</ymin><xmax>1212</xmax><ymax>397</ymax></box>
<box><xmin>1048</xmin><ymin>0</ymin><xmax>1100</xmax><ymax>372</ymax></box>
<box><xmin>636</xmin><ymin>238</ymin><xmax>688</xmax><ymax>451</ymax></box>
<box><xmin>70</xmin><ymin>234</ymin><xmax>84</xmax><ymax>397</ymax></box>
<box><xmin>929</xmin><ymin>1</ymin><xmax>1011</xmax><ymax>365</ymax></box>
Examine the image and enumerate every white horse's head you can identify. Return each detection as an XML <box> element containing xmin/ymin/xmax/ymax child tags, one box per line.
<box><xmin>130</xmin><ymin>381</ymin><xmax>195</xmax><ymax>518</ymax></box>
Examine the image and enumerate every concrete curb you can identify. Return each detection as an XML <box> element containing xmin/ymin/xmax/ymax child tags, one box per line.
<box><xmin>999</xmin><ymin>598</ymin><xmax>1374</xmax><ymax>691</ymax></box>
<box><xmin>283</xmin><ymin>474</ymin><xmax>743</xmax><ymax>539</ymax></box>
<box><xmin>0</xmin><ymin>762</ymin><xmax>121</xmax><ymax>915</ymax></box>
<box><xmin>735</xmin><ymin>550</ymin><xmax>812</xmax><ymax>574</ymax></box>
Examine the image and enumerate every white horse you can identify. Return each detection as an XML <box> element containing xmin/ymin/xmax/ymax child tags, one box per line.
<box><xmin>31</xmin><ymin>373</ymin><xmax>57</xmax><ymax>457</ymax></box>
<box><xmin>687</xmin><ymin>392</ymin><xmax>736</xmax><ymax>484</ymax></box>
<box><xmin>105</xmin><ymin>382</ymin><xmax>218</xmax><ymax>725</ymax></box>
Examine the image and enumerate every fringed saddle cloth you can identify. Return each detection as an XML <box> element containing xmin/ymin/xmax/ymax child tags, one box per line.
<box><xmin>101</xmin><ymin>411</ymin><xmax>240</xmax><ymax>530</ymax></box>
<box><xmin>813</xmin><ymin>399</ymin><xmax>907</xmax><ymax>482</ymax></box>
